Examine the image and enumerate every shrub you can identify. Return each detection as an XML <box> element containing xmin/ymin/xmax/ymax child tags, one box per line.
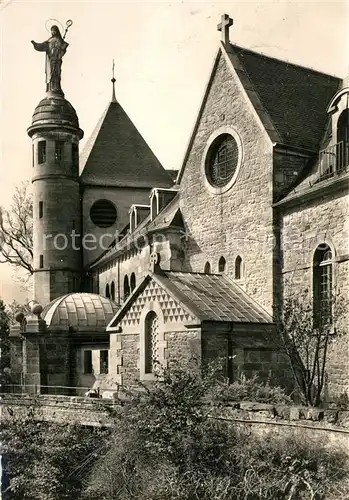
<box><xmin>210</xmin><ymin>373</ymin><xmax>292</xmax><ymax>405</ymax></box>
<box><xmin>83</xmin><ymin>364</ymin><xmax>348</xmax><ymax>500</ymax></box>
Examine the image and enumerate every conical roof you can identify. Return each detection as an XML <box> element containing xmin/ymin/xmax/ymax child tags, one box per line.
<box><xmin>79</xmin><ymin>100</ymin><xmax>172</xmax><ymax>188</ymax></box>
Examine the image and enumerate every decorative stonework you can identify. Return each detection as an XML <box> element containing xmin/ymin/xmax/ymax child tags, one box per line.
<box><xmin>120</xmin><ymin>278</ymin><xmax>195</xmax><ymax>328</ymax></box>
<box><xmin>201</xmin><ymin>126</ymin><xmax>243</xmax><ymax>195</ymax></box>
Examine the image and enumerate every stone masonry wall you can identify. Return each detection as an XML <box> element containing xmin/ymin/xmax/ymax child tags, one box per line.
<box><xmin>179</xmin><ymin>52</ymin><xmax>274</xmax><ymax>313</ymax></box>
<box><xmin>82</xmin><ymin>186</ymin><xmax>151</xmax><ymax>267</ymax></box>
<box><xmin>1</xmin><ymin>397</ymin><xmax>349</xmax><ymax>455</ymax></box>
<box><xmin>280</xmin><ymin>189</ymin><xmax>349</xmax><ymax>397</ymax></box>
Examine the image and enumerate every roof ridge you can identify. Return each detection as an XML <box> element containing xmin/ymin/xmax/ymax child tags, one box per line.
<box><xmin>231</xmin><ymin>43</ymin><xmax>342</xmax><ymax>81</ymax></box>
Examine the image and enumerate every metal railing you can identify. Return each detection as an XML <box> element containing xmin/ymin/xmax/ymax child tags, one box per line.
<box><xmin>0</xmin><ymin>384</ymin><xmax>95</xmax><ymax>397</ymax></box>
<box><xmin>319</xmin><ymin>141</ymin><xmax>349</xmax><ymax>181</ymax></box>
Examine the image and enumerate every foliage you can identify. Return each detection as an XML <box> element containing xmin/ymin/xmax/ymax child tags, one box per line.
<box><xmin>0</xmin><ymin>181</ymin><xmax>33</xmax><ymax>283</ymax></box>
<box><xmin>210</xmin><ymin>372</ymin><xmax>292</xmax><ymax>405</ymax></box>
<box><xmin>0</xmin><ymin>299</ymin><xmax>31</xmax><ymax>386</ymax></box>
<box><xmin>276</xmin><ymin>289</ymin><xmax>347</xmax><ymax>407</ymax></box>
<box><xmin>0</xmin><ymin>412</ymin><xmax>110</xmax><ymax>500</ymax></box>
<box><xmin>82</xmin><ymin>363</ymin><xmax>348</xmax><ymax>500</ymax></box>
<box><xmin>5</xmin><ymin>299</ymin><xmax>31</xmax><ymax>325</ymax></box>
<box><xmin>0</xmin><ymin>298</ymin><xmax>10</xmax><ymax>376</ymax></box>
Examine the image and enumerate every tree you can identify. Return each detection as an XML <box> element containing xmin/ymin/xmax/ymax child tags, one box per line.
<box><xmin>276</xmin><ymin>289</ymin><xmax>347</xmax><ymax>407</ymax></box>
<box><xmin>1</xmin><ymin>413</ymin><xmax>110</xmax><ymax>500</ymax></box>
<box><xmin>0</xmin><ymin>182</ymin><xmax>33</xmax><ymax>281</ymax></box>
<box><xmin>0</xmin><ymin>299</ymin><xmax>31</xmax><ymax>388</ymax></box>
<box><xmin>0</xmin><ymin>298</ymin><xmax>10</xmax><ymax>376</ymax></box>
<box><xmin>5</xmin><ymin>300</ymin><xmax>31</xmax><ymax>326</ymax></box>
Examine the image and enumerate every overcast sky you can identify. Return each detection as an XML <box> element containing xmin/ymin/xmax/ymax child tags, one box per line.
<box><xmin>0</xmin><ymin>0</ymin><xmax>348</xmax><ymax>304</ymax></box>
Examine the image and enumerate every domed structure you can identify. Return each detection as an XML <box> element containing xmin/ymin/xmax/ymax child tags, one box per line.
<box><xmin>27</xmin><ymin>95</ymin><xmax>83</xmax><ymax>138</ymax></box>
<box><xmin>42</xmin><ymin>293</ymin><xmax>119</xmax><ymax>330</ymax></box>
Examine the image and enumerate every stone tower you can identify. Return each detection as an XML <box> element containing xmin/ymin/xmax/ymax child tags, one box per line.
<box><xmin>28</xmin><ymin>24</ymin><xmax>84</xmax><ymax>306</ymax></box>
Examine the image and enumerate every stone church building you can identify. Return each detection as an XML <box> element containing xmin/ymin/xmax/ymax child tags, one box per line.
<box><xmin>10</xmin><ymin>16</ymin><xmax>349</xmax><ymax>398</ymax></box>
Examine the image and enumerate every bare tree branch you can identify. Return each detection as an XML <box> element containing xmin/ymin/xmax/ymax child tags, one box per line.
<box><xmin>0</xmin><ymin>181</ymin><xmax>33</xmax><ymax>280</ymax></box>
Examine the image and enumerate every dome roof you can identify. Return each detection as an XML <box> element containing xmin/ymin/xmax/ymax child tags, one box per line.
<box><xmin>28</xmin><ymin>95</ymin><xmax>83</xmax><ymax>138</ymax></box>
<box><xmin>42</xmin><ymin>293</ymin><xmax>119</xmax><ymax>330</ymax></box>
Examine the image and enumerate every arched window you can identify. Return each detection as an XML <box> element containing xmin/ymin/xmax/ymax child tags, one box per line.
<box><xmin>218</xmin><ymin>256</ymin><xmax>226</xmax><ymax>273</ymax></box>
<box><xmin>130</xmin><ymin>273</ymin><xmax>136</xmax><ymax>291</ymax></box>
<box><xmin>336</xmin><ymin>110</ymin><xmax>349</xmax><ymax>170</ymax></box>
<box><xmin>235</xmin><ymin>255</ymin><xmax>242</xmax><ymax>279</ymax></box>
<box><xmin>313</xmin><ymin>244</ymin><xmax>333</xmax><ymax>326</ymax></box>
<box><xmin>145</xmin><ymin>311</ymin><xmax>159</xmax><ymax>374</ymax></box>
<box><xmin>123</xmin><ymin>275</ymin><xmax>130</xmax><ymax>301</ymax></box>
<box><xmin>105</xmin><ymin>283</ymin><xmax>110</xmax><ymax>299</ymax></box>
<box><xmin>204</xmin><ymin>261</ymin><xmax>211</xmax><ymax>273</ymax></box>
<box><xmin>110</xmin><ymin>281</ymin><xmax>115</xmax><ymax>301</ymax></box>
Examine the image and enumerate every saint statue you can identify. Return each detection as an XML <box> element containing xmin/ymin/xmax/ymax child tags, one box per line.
<box><xmin>31</xmin><ymin>25</ymin><xmax>69</xmax><ymax>94</ymax></box>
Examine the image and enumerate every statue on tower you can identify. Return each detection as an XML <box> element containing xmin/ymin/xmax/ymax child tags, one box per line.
<box><xmin>31</xmin><ymin>22</ymin><xmax>72</xmax><ymax>94</ymax></box>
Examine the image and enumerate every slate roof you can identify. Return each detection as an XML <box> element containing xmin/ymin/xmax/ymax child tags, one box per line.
<box><xmin>42</xmin><ymin>293</ymin><xmax>119</xmax><ymax>330</ymax></box>
<box><xmin>229</xmin><ymin>45</ymin><xmax>341</xmax><ymax>151</ymax></box>
<box><xmin>108</xmin><ymin>271</ymin><xmax>272</xmax><ymax>329</ymax></box>
<box><xmin>79</xmin><ymin>101</ymin><xmax>173</xmax><ymax>188</ymax></box>
<box><xmin>159</xmin><ymin>272</ymin><xmax>272</xmax><ymax>323</ymax></box>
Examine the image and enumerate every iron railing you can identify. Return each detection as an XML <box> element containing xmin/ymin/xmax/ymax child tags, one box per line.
<box><xmin>0</xmin><ymin>384</ymin><xmax>94</xmax><ymax>397</ymax></box>
<box><xmin>319</xmin><ymin>141</ymin><xmax>349</xmax><ymax>180</ymax></box>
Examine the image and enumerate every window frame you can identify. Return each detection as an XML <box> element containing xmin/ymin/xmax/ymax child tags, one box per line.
<box><xmin>201</xmin><ymin>127</ymin><xmax>243</xmax><ymax>195</ymax></box>
<box><xmin>99</xmin><ymin>350</ymin><xmax>109</xmax><ymax>374</ymax></box>
<box><xmin>218</xmin><ymin>256</ymin><xmax>226</xmax><ymax>273</ymax></box>
<box><xmin>313</xmin><ymin>244</ymin><xmax>334</xmax><ymax>327</ymax></box>
<box><xmin>235</xmin><ymin>255</ymin><xmax>243</xmax><ymax>280</ymax></box>
<box><xmin>83</xmin><ymin>350</ymin><xmax>93</xmax><ymax>374</ymax></box>
<box><xmin>54</xmin><ymin>140</ymin><xmax>65</xmax><ymax>163</ymax></box>
<box><xmin>38</xmin><ymin>140</ymin><xmax>46</xmax><ymax>164</ymax></box>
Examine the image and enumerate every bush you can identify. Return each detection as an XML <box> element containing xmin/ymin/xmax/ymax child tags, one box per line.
<box><xmin>210</xmin><ymin>373</ymin><xmax>292</xmax><ymax>405</ymax></box>
<box><xmin>82</xmin><ymin>364</ymin><xmax>348</xmax><ymax>500</ymax></box>
<box><xmin>1</xmin><ymin>414</ymin><xmax>110</xmax><ymax>500</ymax></box>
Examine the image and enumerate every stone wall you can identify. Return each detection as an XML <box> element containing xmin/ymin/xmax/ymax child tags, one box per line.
<box><xmin>279</xmin><ymin>188</ymin><xmax>349</xmax><ymax>397</ymax></box>
<box><xmin>82</xmin><ymin>186</ymin><xmax>151</xmax><ymax>267</ymax></box>
<box><xmin>202</xmin><ymin>322</ymin><xmax>294</xmax><ymax>390</ymax></box>
<box><xmin>179</xmin><ymin>52</ymin><xmax>274</xmax><ymax>313</ymax></box>
<box><xmin>1</xmin><ymin>396</ymin><xmax>348</xmax><ymax>454</ymax></box>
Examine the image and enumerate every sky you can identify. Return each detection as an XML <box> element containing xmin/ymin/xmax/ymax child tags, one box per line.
<box><xmin>0</xmin><ymin>0</ymin><xmax>348</xmax><ymax>304</ymax></box>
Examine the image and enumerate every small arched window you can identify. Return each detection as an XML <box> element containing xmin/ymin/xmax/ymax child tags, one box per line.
<box><xmin>145</xmin><ymin>311</ymin><xmax>159</xmax><ymax>374</ymax></box>
<box><xmin>313</xmin><ymin>244</ymin><xmax>333</xmax><ymax>326</ymax></box>
<box><xmin>105</xmin><ymin>283</ymin><xmax>110</xmax><ymax>299</ymax></box>
<box><xmin>218</xmin><ymin>256</ymin><xmax>226</xmax><ymax>273</ymax></box>
<box><xmin>337</xmin><ymin>109</ymin><xmax>349</xmax><ymax>144</ymax></box>
<box><xmin>123</xmin><ymin>275</ymin><xmax>130</xmax><ymax>301</ymax></box>
<box><xmin>235</xmin><ymin>255</ymin><xmax>242</xmax><ymax>279</ymax></box>
<box><xmin>110</xmin><ymin>281</ymin><xmax>115</xmax><ymax>301</ymax></box>
<box><xmin>336</xmin><ymin>110</ymin><xmax>349</xmax><ymax>171</ymax></box>
<box><xmin>204</xmin><ymin>261</ymin><xmax>211</xmax><ymax>273</ymax></box>
<box><xmin>130</xmin><ymin>273</ymin><xmax>136</xmax><ymax>291</ymax></box>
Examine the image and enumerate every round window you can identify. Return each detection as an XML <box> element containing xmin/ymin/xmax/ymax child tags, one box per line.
<box><xmin>205</xmin><ymin>134</ymin><xmax>239</xmax><ymax>188</ymax></box>
<box><xmin>90</xmin><ymin>199</ymin><xmax>117</xmax><ymax>228</ymax></box>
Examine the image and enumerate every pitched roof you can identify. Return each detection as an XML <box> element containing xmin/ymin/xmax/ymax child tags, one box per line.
<box><xmin>159</xmin><ymin>272</ymin><xmax>272</xmax><ymax>323</ymax></box>
<box><xmin>178</xmin><ymin>43</ymin><xmax>341</xmax><ymax>183</ymax></box>
<box><xmin>107</xmin><ymin>271</ymin><xmax>272</xmax><ymax>329</ymax></box>
<box><xmin>229</xmin><ymin>45</ymin><xmax>341</xmax><ymax>152</ymax></box>
<box><xmin>79</xmin><ymin>101</ymin><xmax>173</xmax><ymax>188</ymax></box>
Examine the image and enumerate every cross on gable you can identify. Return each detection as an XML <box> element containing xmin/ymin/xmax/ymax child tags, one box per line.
<box><xmin>217</xmin><ymin>14</ymin><xmax>233</xmax><ymax>45</ymax></box>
